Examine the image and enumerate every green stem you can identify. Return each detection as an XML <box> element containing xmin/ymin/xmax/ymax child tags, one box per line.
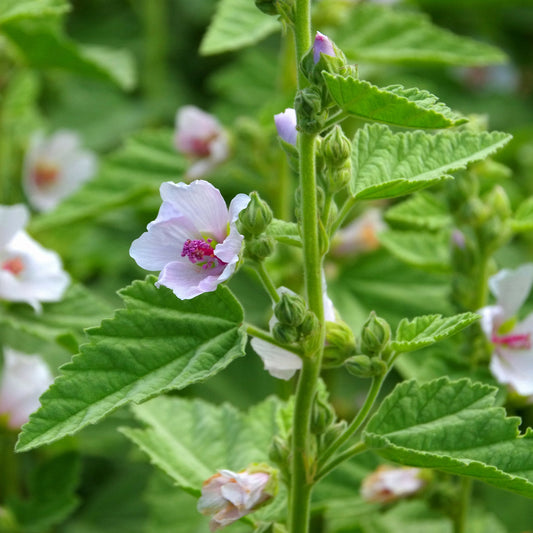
<box><xmin>245</xmin><ymin>323</ymin><xmax>303</xmax><ymax>357</ymax></box>
<box><xmin>471</xmin><ymin>252</ymin><xmax>490</xmax><ymax>310</ymax></box>
<box><xmin>316</xmin><ymin>441</ymin><xmax>368</xmax><ymax>482</ymax></box>
<box><xmin>254</xmin><ymin>261</ymin><xmax>280</xmax><ymax>303</ymax></box>
<box><xmin>330</xmin><ymin>196</ymin><xmax>356</xmax><ymax>237</ymax></box>
<box><xmin>317</xmin><ymin>376</ymin><xmax>384</xmax><ymax>472</ymax></box>
<box><xmin>322</xmin><ymin>110</ymin><xmax>351</xmax><ymax>131</ymax></box>
<box><xmin>453</xmin><ymin>477</ymin><xmax>472</xmax><ymax>533</ymax></box>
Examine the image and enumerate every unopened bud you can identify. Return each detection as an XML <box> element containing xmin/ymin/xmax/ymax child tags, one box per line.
<box><xmin>311</xmin><ymin>394</ymin><xmax>336</xmax><ymax>434</ymax></box>
<box><xmin>322</xmin><ymin>126</ymin><xmax>352</xmax><ymax>166</ymax></box>
<box><xmin>485</xmin><ymin>185</ymin><xmax>511</xmax><ymax>221</ymax></box>
<box><xmin>472</xmin><ymin>158</ymin><xmax>512</xmax><ymax>181</ymax></box>
<box><xmin>238</xmin><ymin>191</ymin><xmax>273</xmax><ymax>238</ymax></box>
<box><xmin>299</xmin><ymin>311</ymin><xmax>319</xmax><ymax>337</ymax></box>
<box><xmin>323</xmin><ymin>320</ymin><xmax>357</xmax><ymax>366</ymax></box>
<box><xmin>274</xmin><ymin>290</ymin><xmax>307</xmax><ymax>327</ymax></box>
<box><xmin>300</xmin><ymin>32</ymin><xmax>347</xmax><ymax>85</ymax></box>
<box><xmin>360</xmin><ymin>311</ymin><xmax>391</xmax><ymax>356</ymax></box>
<box><xmin>255</xmin><ymin>0</ymin><xmax>278</xmax><ymax>15</ymax></box>
<box><xmin>269</xmin><ymin>436</ymin><xmax>290</xmax><ymax>468</ymax></box>
<box><xmin>320</xmin><ymin>420</ymin><xmax>347</xmax><ymax>450</ymax></box>
<box><xmin>324</xmin><ymin>160</ymin><xmax>352</xmax><ymax>194</ymax></box>
<box><xmin>245</xmin><ymin>236</ymin><xmax>275</xmax><ymax>261</ymax></box>
<box><xmin>344</xmin><ymin>354</ymin><xmax>373</xmax><ymax>377</ymax></box>
<box><xmin>272</xmin><ymin>322</ymin><xmax>299</xmax><ymax>344</ymax></box>
<box><xmin>295</xmin><ymin>88</ymin><xmax>327</xmax><ymax>134</ymax></box>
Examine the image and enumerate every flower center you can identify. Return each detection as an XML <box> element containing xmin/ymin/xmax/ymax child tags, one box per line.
<box><xmin>1</xmin><ymin>257</ymin><xmax>25</xmax><ymax>276</ymax></box>
<box><xmin>492</xmin><ymin>332</ymin><xmax>532</xmax><ymax>350</ymax></box>
<box><xmin>181</xmin><ymin>238</ymin><xmax>225</xmax><ymax>269</ymax></box>
<box><xmin>33</xmin><ymin>161</ymin><xmax>59</xmax><ymax>187</ymax></box>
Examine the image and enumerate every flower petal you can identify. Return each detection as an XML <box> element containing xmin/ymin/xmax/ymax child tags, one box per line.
<box><xmin>157</xmin><ymin>261</ymin><xmax>224</xmax><ymax>300</ymax></box>
<box><xmin>489</xmin><ymin>264</ymin><xmax>533</xmax><ymax>319</ymax></box>
<box><xmin>0</xmin><ymin>204</ymin><xmax>29</xmax><ymax>248</ymax></box>
<box><xmin>250</xmin><ymin>338</ymin><xmax>302</xmax><ymax>380</ymax></box>
<box><xmin>159</xmin><ymin>181</ymin><xmax>229</xmax><ymax>241</ymax></box>
<box><xmin>274</xmin><ymin>108</ymin><xmax>297</xmax><ymax>146</ymax></box>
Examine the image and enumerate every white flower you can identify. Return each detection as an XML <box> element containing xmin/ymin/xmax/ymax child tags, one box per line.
<box><xmin>174</xmin><ymin>106</ymin><xmax>229</xmax><ymax>179</ymax></box>
<box><xmin>197</xmin><ymin>468</ymin><xmax>273</xmax><ymax>531</ymax></box>
<box><xmin>251</xmin><ymin>284</ymin><xmax>337</xmax><ymax>380</ymax></box>
<box><xmin>361</xmin><ymin>465</ymin><xmax>425</xmax><ymax>503</ymax></box>
<box><xmin>0</xmin><ymin>348</ymin><xmax>53</xmax><ymax>429</ymax></box>
<box><xmin>479</xmin><ymin>264</ymin><xmax>533</xmax><ymax>396</ymax></box>
<box><xmin>0</xmin><ymin>204</ymin><xmax>70</xmax><ymax>312</ymax></box>
<box><xmin>331</xmin><ymin>208</ymin><xmax>385</xmax><ymax>257</ymax></box>
<box><xmin>130</xmin><ymin>180</ymin><xmax>250</xmax><ymax>300</ymax></box>
<box><xmin>23</xmin><ymin>130</ymin><xmax>97</xmax><ymax>212</ymax></box>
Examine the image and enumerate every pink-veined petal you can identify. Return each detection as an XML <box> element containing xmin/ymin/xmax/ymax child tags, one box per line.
<box><xmin>159</xmin><ymin>181</ymin><xmax>229</xmax><ymax>241</ymax></box>
<box><xmin>157</xmin><ymin>261</ymin><xmax>224</xmax><ymax>300</ymax></box>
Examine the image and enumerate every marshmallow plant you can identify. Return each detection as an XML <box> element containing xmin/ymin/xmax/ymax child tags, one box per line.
<box><xmin>13</xmin><ymin>3</ymin><xmax>533</xmax><ymax>533</ymax></box>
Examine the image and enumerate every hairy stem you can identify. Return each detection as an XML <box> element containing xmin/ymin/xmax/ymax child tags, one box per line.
<box><xmin>254</xmin><ymin>261</ymin><xmax>281</xmax><ymax>303</ymax></box>
<box><xmin>245</xmin><ymin>323</ymin><xmax>303</xmax><ymax>356</ymax></box>
<box><xmin>453</xmin><ymin>477</ymin><xmax>472</xmax><ymax>533</ymax></box>
<box><xmin>316</xmin><ymin>441</ymin><xmax>368</xmax><ymax>482</ymax></box>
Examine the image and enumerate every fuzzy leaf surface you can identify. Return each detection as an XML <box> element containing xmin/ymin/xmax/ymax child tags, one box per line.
<box><xmin>324</xmin><ymin>74</ymin><xmax>466</xmax><ymax>129</ymax></box>
<box><xmin>16</xmin><ymin>278</ymin><xmax>246</xmax><ymax>452</ymax></box>
<box><xmin>1</xmin><ymin>20</ymin><xmax>135</xmax><ymax>90</ymax></box>
<box><xmin>364</xmin><ymin>378</ymin><xmax>533</xmax><ymax>498</ymax></box>
<box><xmin>385</xmin><ymin>193</ymin><xmax>451</xmax><ymax>231</ymax></box>
<box><xmin>351</xmin><ymin>124</ymin><xmax>511</xmax><ymax>200</ymax></box>
<box><xmin>392</xmin><ymin>313</ymin><xmax>479</xmax><ymax>352</ymax></box>
<box><xmin>200</xmin><ymin>0</ymin><xmax>279</xmax><ymax>55</ymax></box>
<box><xmin>0</xmin><ymin>0</ymin><xmax>68</xmax><ymax>24</ymax></box>
<box><xmin>379</xmin><ymin>230</ymin><xmax>451</xmax><ymax>272</ymax></box>
<box><xmin>336</xmin><ymin>4</ymin><xmax>506</xmax><ymax>66</ymax></box>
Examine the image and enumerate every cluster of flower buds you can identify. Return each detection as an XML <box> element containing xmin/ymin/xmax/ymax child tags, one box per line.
<box><xmin>344</xmin><ymin>311</ymin><xmax>390</xmax><ymax>378</ymax></box>
<box><xmin>237</xmin><ymin>192</ymin><xmax>275</xmax><ymax>262</ymax></box>
<box><xmin>197</xmin><ymin>464</ymin><xmax>278</xmax><ymax>531</ymax></box>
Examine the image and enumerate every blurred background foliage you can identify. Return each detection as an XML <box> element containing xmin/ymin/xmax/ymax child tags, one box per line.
<box><xmin>2</xmin><ymin>0</ymin><xmax>533</xmax><ymax>531</ymax></box>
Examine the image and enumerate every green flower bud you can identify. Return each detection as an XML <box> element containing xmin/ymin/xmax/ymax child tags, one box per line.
<box><xmin>274</xmin><ymin>290</ymin><xmax>307</xmax><ymax>327</ymax></box>
<box><xmin>324</xmin><ymin>160</ymin><xmax>352</xmax><ymax>194</ymax></box>
<box><xmin>471</xmin><ymin>158</ymin><xmax>512</xmax><ymax>181</ymax></box>
<box><xmin>268</xmin><ymin>436</ymin><xmax>290</xmax><ymax>468</ymax></box>
<box><xmin>238</xmin><ymin>191</ymin><xmax>273</xmax><ymax>238</ymax></box>
<box><xmin>322</xmin><ymin>320</ymin><xmax>357</xmax><ymax>367</ymax></box>
<box><xmin>272</xmin><ymin>322</ymin><xmax>299</xmax><ymax>344</ymax></box>
<box><xmin>319</xmin><ymin>420</ymin><xmax>347</xmax><ymax>451</ymax></box>
<box><xmin>360</xmin><ymin>311</ymin><xmax>391</xmax><ymax>356</ymax></box>
<box><xmin>244</xmin><ymin>236</ymin><xmax>275</xmax><ymax>262</ymax></box>
<box><xmin>294</xmin><ymin>88</ymin><xmax>327</xmax><ymax>134</ymax></box>
<box><xmin>322</xmin><ymin>126</ymin><xmax>352</xmax><ymax>167</ymax></box>
<box><xmin>299</xmin><ymin>311</ymin><xmax>319</xmax><ymax>338</ymax></box>
<box><xmin>344</xmin><ymin>354</ymin><xmax>373</xmax><ymax>377</ymax></box>
<box><xmin>485</xmin><ymin>185</ymin><xmax>511</xmax><ymax>221</ymax></box>
<box><xmin>255</xmin><ymin>0</ymin><xmax>278</xmax><ymax>15</ymax></box>
<box><xmin>311</xmin><ymin>394</ymin><xmax>336</xmax><ymax>434</ymax></box>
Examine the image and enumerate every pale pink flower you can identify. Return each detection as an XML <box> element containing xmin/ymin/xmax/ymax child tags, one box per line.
<box><xmin>479</xmin><ymin>264</ymin><xmax>533</xmax><ymax>396</ymax></box>
<box><xmin>197</xmin><ymin>468</ymin><xmax>273</xmax><ymax>531</ymax></box>
<box><xmin>313</xmin><ymin>31</ymin><xmax>336</xmax><ymax>64</ymax></box>
<box><xmin>23</xmin><ymin>130</ymin><xmax>97</xmax><ymax>212</ymax></box>
<box><xmin>274</xmin><ymin>108</ymin><xmax>297</xmax><ymax>146</ymax></box>
<box><xmin>0</xmin><ymin>348</ymin><xmax>53</xmax><ymax>429</ymax></box>
<box><xmin>0</xmin><ymin>204</ymin><xmax>69</xmax><ymax>312</ymax></box>
<box><xmin>331</xmin><ymin>208</ymin><xmax>385</xmax><ymax>257</ymax></box>
<box><xmin>251</xmin><ymin>285</ymin><xmax>336</xmax><ymax>380</ymax></box>
<box><xmin>130</xmin><ymin>180</ymin><xmax>250</xmax><ymax>300</ymax></box>
<box><xmin>361</xmin><ymin>465</ymin><xmax>426</xmax><ymax>503</ymax></box>
<box><xmin>174</xmin><ymin>106</ymin><xmax>229</xmax><ymax>179</ymax></box>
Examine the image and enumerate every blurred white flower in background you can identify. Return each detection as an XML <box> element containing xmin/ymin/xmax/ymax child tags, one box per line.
<box><xmin>0</xmin><ymin>204</ymin><xmax>70</xmax><ymax>312</ymax></box>
<box><xmin>361</xmin><ymin>465</ymin><xmax>426</xmax><ymax>503</ymax></box>
<box><xmin>0</xmin><ymin>348</ymin><xmax>53</xmax><ymax>429</ymax></box>
<box><xmin>23</xmin><ymin>130</ymin><xmax>97</xmax><ymax>212</ymax></box>
<box><xmin>174</xmin><ymin>106</ymin><xmax>229</xmax><ymax>180</ymax></box>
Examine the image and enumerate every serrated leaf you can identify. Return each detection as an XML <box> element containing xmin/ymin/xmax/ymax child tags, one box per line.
<box><xmin>379</xmin><ymin>230</ymin><xmax>451</xmax><ymax>272</ymax></box>
<box><xmin>511</xmin><ymin>196</ymin><xmax>533</xmax><ymax>233</ymax></box>
<box><xmin>2</xmin><ymin>19</ymin><xmax>136</xmax><ymax>90</ymax></box>
<box><xmin>15</xmin><ymin>278</ymin><xmax>246</xmax><ymax>452</ymax></box>
<box><xmin>266</xmin><ymin>219</ymin><xmax>302</xmax><ymax>247</ymax></box>
<box><xmin>391</xmin><ymin>312</ymin><xmax>479</xmax><ymax>352</ymax></box>
<box><xmin>351</xmin><ymin>124</ymin><xmax>511</xmax><ymax>200</ymax></box>
<box><xmin>385</xmin><ymin>193</ymin><xmax>451</xmax><ymax>231</ymax></box>
<box><xmin>364</xmin><ymin>378</ymin><xmax>533</xmax><ymax>498</ymax></box>
<box><xmin>121</xmin><ymin>396</ymin><xmax>282</xmax><ymax>495</ymax></box>
<box><xmin>0</xmin><ymin>0</ymin><xmax>68</xmax><ymax>24</ymax></box>
<box><xmin>200</xmin><ymin>0</ymin><xmax>279</xmax><ymax>56</ymax></box>
<box><xmin>29</xmin><ymin>129</ymin><xmax>186</xmax><ymax>235</ymax></box>
<box><xmin>324</xmin><ymin>74</ymin><xmax>466</xmax><ymax>129</ymax></box>
<box><xmin>335</xmin><ymin>4</ymin><xmax>506</xmax><ymax>66</ymax></box>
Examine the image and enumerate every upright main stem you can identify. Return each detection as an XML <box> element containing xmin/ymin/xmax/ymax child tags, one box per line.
<box><xmin>288</xmin><ymin>3</ymin><xmax>326</xmax><ymax>532</ymax></box>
